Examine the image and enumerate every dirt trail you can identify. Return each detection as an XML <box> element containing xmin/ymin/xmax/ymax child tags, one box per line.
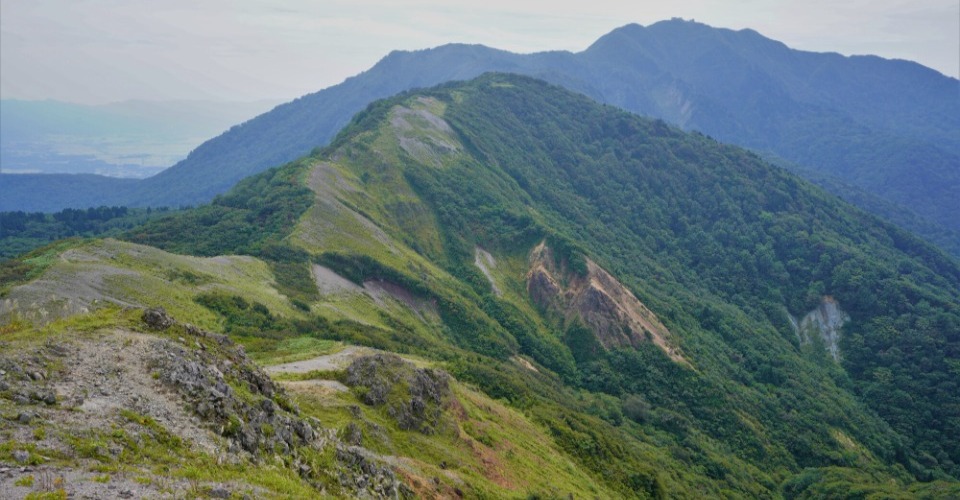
<box><xmin>264</xmin><ymin>345</ymin><xmax>373</xmax><ymax>374</ymax></box>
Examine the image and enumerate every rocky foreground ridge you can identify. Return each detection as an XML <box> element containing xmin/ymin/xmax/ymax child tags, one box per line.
<box><xmin>0</xmin><ymin>308</ymin><xmax>417</xmax><ymax>499</ymax></box>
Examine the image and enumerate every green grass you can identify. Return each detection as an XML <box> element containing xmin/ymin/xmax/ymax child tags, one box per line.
<box><xmin>43</xmin><ymin>409</ymin><xmax>327</xmax><ymax>498</ymax></box>
<box><xmin>283</xmin><ymin>371</ymin><xmax>617</xmax><ymax>498</ymax></box>
<box><xmin>1</xmin><ymin>239</ymin><xmax>86</xmax><ymax>296</ymax></box>
<box><xmin>245</xmin><ymin>336</ymin><xmax>341</xmax><ymax>366</ymax></box>
<box><xmin>24</xmin><ymin>492</ymin><xmax>68</xmax><ymax>500</ymax></box>
<box><xmin>2</xmin><ymin>238</ymin><xmax>304</xmax><ymax>331</ymax></box>
<box><xmin>1</xmin><ymin>306</ymin><xmax>138</xmax><ymax>343</ymax></box>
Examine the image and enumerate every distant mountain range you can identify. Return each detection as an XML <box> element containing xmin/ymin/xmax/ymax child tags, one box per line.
<box><xmin>2</xmin><ymin>19</ymin><xmax>957</xmax><ymax>255</ymax></box>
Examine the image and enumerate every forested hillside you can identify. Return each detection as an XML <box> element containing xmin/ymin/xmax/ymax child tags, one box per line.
<box><xmin>3</xmin><ymin>74</ymin><xmax>958</xmax><ymax>498</ymax></box>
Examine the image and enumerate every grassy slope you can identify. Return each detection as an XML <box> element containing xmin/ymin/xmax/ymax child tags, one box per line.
<box><xmin>0</xmin><ymin>309</ymin><xmax>335</xmax><ymax>499</ymax></box>
<box><xmin>299</xmin><ymin>74</ymin><xmax>960</xmax><ymax>492</ymax></box>
<box><xmin>3</xmin><ymin>74</ymin><xmax>959</xmax><ymax>498</ymax></box>
<box><xmin>1</xmin><ymin>238</ymin><xmax>296</xmax><ymax>329</ymax></box>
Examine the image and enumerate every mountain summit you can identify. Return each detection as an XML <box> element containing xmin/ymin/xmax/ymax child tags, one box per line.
<box><xmin>3</xmin><ymin>74</ymin><xmax>958</xmax><ymax>497</ymax></box>
<box><xmin>5</xmin><ymin>19</ymin><xmax>958</xmax><ymax>256</ymax></box>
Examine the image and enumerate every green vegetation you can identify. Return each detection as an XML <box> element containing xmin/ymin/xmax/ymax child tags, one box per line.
<box><xmin>126</xmin><ymin>160</ymin><xmax>314</xmax><ymax>257</ymax></box>
<box><xmin>3</xmin><ymin>73</ymin><xmax>958</xmax><ymax>497</ymax></box>
<box><xmin>308</xmin><ymin>73</ymin><xmax>960</xmax><ymax>492</ymax></box>
<box><xmin>433</xmin><ymin>74</ymin><xmax>960</xmax><ymax>479</ymax></box>
<box><xmin>0</xmin><ymin>239</ymin><xmax>82</xmax><ymax>296</ymax></box>
<box><xmin>0</xmin><ymin>206</ymin><xmax>176</xmax><ymax>260</ymax></box>
<box><xmin>247</xmin><ymin>336</ymin><xmax>340</xmax><ymax>366</ymax></box>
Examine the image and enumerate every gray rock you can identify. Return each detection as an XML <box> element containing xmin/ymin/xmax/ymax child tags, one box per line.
<box><xmin>260</xmin><ymin>398</ymin><xmax>275</xmax><ymax>415</ymax></box>
<box><xmin>17</xmin><ymin>411</ymin><xmax>35</xmax><ymax>424</ymax></box>
<box><xmin>240</xmin><ymin>428</ymin><xmax>258</xmax><ymax>451</ymax></box>
<box><xmin>344</xmin><ymin>422</ymin><xmax>363</xmax><ymax>446</ymax></box>
<box><xmin>29</xmin><ymin>390</ymin><xmax>57</xmax><ymax>405</ymax></box>
<box><xmin>293</xmin><ymin>420</ymin><xmax>314</xmax><ymax>442</ymax></box>
<box><xmin>345</xmin><ymin>354</ymin><xmax>451</xmax><ymax>434</ymax></box>
<box><xmin>149</xmin><ymin>336</ymin><xmax>319</xmax><ymax>460</ymax></box>
<box><xmin>209</xmin><ymin>486</ymin><xmax>231</xmax><ymax>498</ymax></box>
<box><xmin>12</xmin><ymin>450</ymin><xmax>29</xmax><ymax>463</ymax></box>
<box><xmin>142</xmin><ymin>307</ymin><xmax>174</xmax><ymax>330</ymax></box>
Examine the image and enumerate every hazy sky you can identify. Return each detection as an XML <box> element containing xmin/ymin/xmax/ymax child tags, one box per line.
<box><xmin>2</xmin><ymin>0</ymin><xmax>958</xmax><ymax>104</ymax></box>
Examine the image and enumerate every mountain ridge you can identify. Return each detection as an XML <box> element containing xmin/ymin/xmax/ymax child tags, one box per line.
<box><xmin>3</xmin><ymin>73</ymin><xmax>959</xmax><ymax>496</ymax></box>
<box><xmin>4</xmin><ymin>19</ymin><xmax>957</xmax><ymax>258</ymax></box>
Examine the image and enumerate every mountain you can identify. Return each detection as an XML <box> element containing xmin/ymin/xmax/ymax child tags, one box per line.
<box><xmin>3</xmin><ymin>19</ymin><xmax>957</xmax><ymax>258</ymax></box>
<box><xmin>2</xmin><ymin>74</ymin><xmax>958</xmax><ymax>497</ymax></box>
<box><xmin>0</xmin><ymin>98</ymin><xmax>281</xmax><ymax>178</ymax></box>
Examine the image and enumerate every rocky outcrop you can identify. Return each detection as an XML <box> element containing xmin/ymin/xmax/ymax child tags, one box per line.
<box><xmin>344</xmin><ymin>354</ymin><xmax>453</xmax><ymax>435</ymax></box>
<box><xmin>142</xmin><ymin>307</ymin><xmax>175</xmax><ymax>330</ymax></box>
<box><xmin>139</xmin><ymin>310</ymin><xmax>418</xmax><ymax>498</ymax></box>
<box><xmin>526</xmin><ymin>242</ymin><xmax>683</xmax><ymax>362</ymax></box>
<box><xmin>0</xmin><ymin>311</ymin><xmax>415</xmax><ymax>499</ymax></box>
<box><xmin>336</xmin><ymin>446</ymin><xmax>414</xmax><ymax>499</ymax></box>
<box><xmin>141</xmin><ymin>309</ymin><xmax>317</xmax><ymax>458</ymax></box>
<box><xmin>790</xmin><ymin>296</ymin><xmax>850</xmax><ymax>361</ymax></box>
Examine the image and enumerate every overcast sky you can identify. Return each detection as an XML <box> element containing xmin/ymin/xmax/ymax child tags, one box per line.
<box><xmin>2</xmin><ymin>0</ymin><xmax>958</xmax><ymax>104</ymax></box>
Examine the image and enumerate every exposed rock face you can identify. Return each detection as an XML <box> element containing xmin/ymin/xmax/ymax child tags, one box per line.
<box><xmin>336</xmin><ymin>446</ymin><xmax>414</xmax><ymax>499</ymax></box>
<box><xmin>527</xmin><ymin>264</ymin><xmax>562</xmax><ymax>309</ymax></box>
<box><xmin>526</xmin><ymin>242</ymin><xmax>683</xmax><ymax>362</ymax></box>
<box><xmin>149</xmin><ymin>318</ymin><xmax>416</xmax><ymax>498</ymax></box>
<box><xmin>790</xmin><ymin>296</ymin><xmax>850</xmax><ymax>361</ymax></box>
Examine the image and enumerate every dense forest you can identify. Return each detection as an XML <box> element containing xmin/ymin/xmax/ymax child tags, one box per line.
<box><xmin>428</xmin><ymin>75</ymin><xmax>960</xmax><ymax>479</ymax></box>
<box><xmin>0</xmin><ymin>206</ymin><xmax>175</xmax><ymax>259</ymax></box>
